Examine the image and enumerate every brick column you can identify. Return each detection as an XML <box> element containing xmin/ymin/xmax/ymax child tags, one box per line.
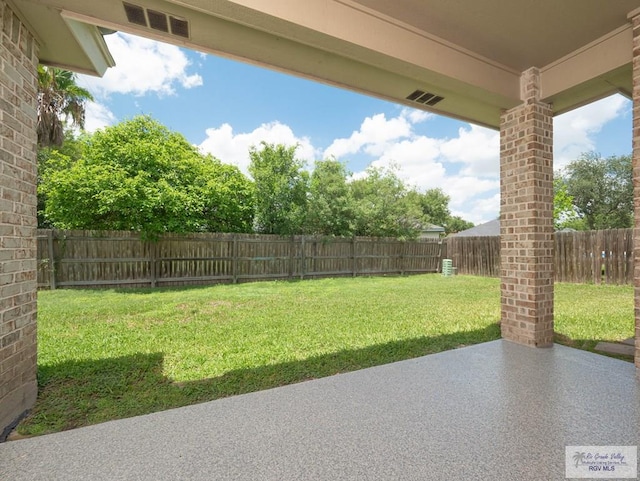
<box><xmin>499</xmin><ymin>67</ymin><xmax>554</xmax><ymax>347</ymax></box>
<box><xmin>632</xmin><ymin>12</ymin><xmax>640</xmax><ymax>372</ymax></box>
<box><xmin>0</xmin><ymin>1</ymin><xmax>39</xmax><ymax>439</ymax></box>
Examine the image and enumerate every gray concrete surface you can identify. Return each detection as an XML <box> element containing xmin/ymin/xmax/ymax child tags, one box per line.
<box><xmin>1</xmin><ymin>340</ymin><xmax>638</xmax><ymax>480</ymax></box>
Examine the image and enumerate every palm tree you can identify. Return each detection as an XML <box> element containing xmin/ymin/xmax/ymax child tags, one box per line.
<box><xmin>37</xmin><ymin>65</ymin><xmax>93</xmax><ymax>147</ymax></box>
<box><xmin>573</xmin><ymin>452</ymin><xmax>586</xmax><ymax>468</ymax></box>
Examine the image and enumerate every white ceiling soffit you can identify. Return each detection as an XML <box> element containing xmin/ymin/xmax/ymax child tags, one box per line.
<box><xmin>12</xmin><ymin>0</ymin><xmax>640</xmax><ymax>126</ymax></box>
<box><xmin>12</xmin><ymin>0</ymin><xmax>114</xmax><ymax>76</ymax></box>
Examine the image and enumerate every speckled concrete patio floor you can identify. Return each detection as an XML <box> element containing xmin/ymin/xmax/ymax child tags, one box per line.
<box><xmin>1</xmin><ymin>340</ymin><xmax>638</xmax><ymax>480</ymax></box>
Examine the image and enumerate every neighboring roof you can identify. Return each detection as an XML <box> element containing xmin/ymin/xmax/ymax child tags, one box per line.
<box><xmin>452</xmin><ymin>219</ymin><xmax>500</xmax><ymax>237</ymax></box>
<box><xmin>422</xmin><ymin>224</ymin><xmax>445</xmax><ymax>233</ymax></box>
<box><xmin>15</xmin><ymin>0</ymin><xmax>639</xmax><ymax>126</ymax></box>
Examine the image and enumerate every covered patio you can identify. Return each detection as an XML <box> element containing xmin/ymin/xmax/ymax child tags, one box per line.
<box><xmin>0</xmin><ymin>0</ymin><xmax>639</xmax><ymax>476</ymax></box>
<box><xmin>1</xmin><ymin>340</ymin><xmax>639</xmax><ymax>480</ymax></box>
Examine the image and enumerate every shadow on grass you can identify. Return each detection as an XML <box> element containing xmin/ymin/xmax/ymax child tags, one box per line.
<box><xmin>21</xmin><ymin>323</ymin><xmax>501</xmax><ymax>436</ymax></box>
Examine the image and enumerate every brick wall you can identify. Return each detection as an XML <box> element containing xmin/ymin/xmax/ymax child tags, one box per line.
<box><xmin>499</xmin><ymin>67</ymin><xmax>554</xmax><ymax>348</ymax></box>
<box><xmin>0</xmin><ymin>0</ymin><xmax>38</xmax><ymax>439</ymax></box>
<box><xmin>632</xmin><ymin>13</ymin><xmax>640</xmax><ymax>372</ymax></box>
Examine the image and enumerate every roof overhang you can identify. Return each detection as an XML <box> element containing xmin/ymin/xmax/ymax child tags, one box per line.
<box><xmin>12</xmin><ymin>0</ymin><xmax>115</xmax><ymax>75</ymax></box>
<box><xmin>11</xmin><ymin>0</ymin><xmax>640</xmax><ymax>127</ymax></box>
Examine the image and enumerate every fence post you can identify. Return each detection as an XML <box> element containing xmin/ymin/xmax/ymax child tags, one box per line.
<box><xmin>352</xmin><ymin>237</ymin><xmax>357</xmax><ymax>277</ymax></box>
<box><xmin>300</xmin><ymin>236</ymin><xmax>306</xmax><ymax>280</ymax></box>
<box><xmin>232</xmin><ymin>234</ymin><xmax>238</xmax><ymax>284</ymax></box>
<box><xmin>439</xmin><ymin>238</ymin><xmax>447</xmax><ymax>274</ymax></box>
<box><xmin>313</xmin><ymin>238</ymin><xmax>318</xmax><ymax>277</ymax></box>
<box><xmin>149</xmin><ymin>240</ymin><xmax>157</xmax><ymax>288</ymax></box>
<box><xmin>47</xmin><ymin>229</ymin><xmax>56</xmax><ymax>290</ymax></box>
<box><xmin>289</xmin><ymin>236</ymin><xmax>295</xmax><ymax>279</ymax></box>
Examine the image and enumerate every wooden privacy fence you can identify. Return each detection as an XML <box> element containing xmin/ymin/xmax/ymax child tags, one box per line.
<box><xmin>555</xmin><ymin>229</ymin><xmax>633</xmax><ymax>284</ymax></box>
<box><xmin>37</xmin><ymin>230</ymin><xmax>443</xmax><ymax>289</ymax></box>
<box><xmin>36</xmin><ymin>228</ymin><xmax>634</xmax><ymax>289</ymax></box>
<box><xmin>445</xmin><ymin>236</ymin><xmax>500</xmax><ymax>277</ymax></box>
<box><xmin>445</xmin><ymin>228</ymin><xmax>634</xmax><ymax>285</ymax></box>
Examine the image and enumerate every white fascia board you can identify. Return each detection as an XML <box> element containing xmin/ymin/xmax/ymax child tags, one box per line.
<box><xmin>61</xmin><ymin>12</ymin><xmax>116</xmax><ymax>77</ymax></box>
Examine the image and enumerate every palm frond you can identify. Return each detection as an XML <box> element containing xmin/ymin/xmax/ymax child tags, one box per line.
<box><xmin>36</xmin><ymin>65</ymin><xmax>94</xmax><ymax>147</ymax></box>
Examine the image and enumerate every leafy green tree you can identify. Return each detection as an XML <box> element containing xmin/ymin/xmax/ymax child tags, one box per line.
<box><xmin>445</xmin><ymin>216</ymin><xmax>474</xmax><ymax>234</ymax></box>
<box><xmin>406</xmin><ymin>188</ymin><xmax>473</xmax><ymax>234</ymax></box>
<box><xmin>37</xmin><ymin>66</ymin><xmax>93</xmax><ymax>147</ymax></box>
<box><xmin>37</xmin><ymin>130</ymin><xmax>86</xmax><ymax>227</ymax></box>
<box><xmin>561</xmin><ymin>152</ymin><xmax>633</xmax><ymax>230</ymax></box>
<box><xmin>417</xmin><ymin>188</ymin><xmax>451</xmax><ymax>227</ymax></box>
<box><xmin>553</xmin><ymin>177</ymin><xmax>581</xmax><ymax>230</ymax></box>
<box><xmin>39</xmin><ymin>116</ymin><xmax>254</xmax><ymax>237</ymax></box>
<box><xmin>350</xmin><ymin>165</ymin><xmax>425</xmax><ymax>239</ymax></box>
<box><xmin>249</xmin><ymin>142</ymin><xmax>309</xmax><ymax>235</ymax></box>
<box><xmin>306</xmin><ymin>158</ymin><xmax>354</xmax><ymax>236</ymax></box>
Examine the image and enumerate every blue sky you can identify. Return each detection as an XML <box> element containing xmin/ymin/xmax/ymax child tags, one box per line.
<box><xmin>78</xmin><ymin>32</ymin><xmax>633</xmax><ymax>225</ymax></box>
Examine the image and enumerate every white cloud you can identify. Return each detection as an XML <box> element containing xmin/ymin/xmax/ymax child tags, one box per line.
<box><xmin>367</xmin><ymin>136</ymin><xmax>446</xmax><ymax>190</ymax></box>
<box><xmin>328</xmin><ymin>111</ymin><xmax>500</xmax><ymax>224</ymax></box>
<box><xmin>451</xmin><ymin>192</ymin><xmax>500</xmax><ymax>225</ymax></box>
<box><xmin>446</xmin><ymin>177</ymin><xmax>499</xmax><ymax>210</ymax></box>
<box><xmin>198</xmin><ymin>121</ymin><xmax>317</xmax><ymax>174</ymax></box>
<box><xmin>439</xmin><ymin>125</ymin><xmax>499</xmax><ymax>177</ymax></box>
<box><xmin>356</xmin><ymin>148</ymin><xmax>499</xmax><ymax>225</ymax></box>
<box><xmin>324</xmin><ymin>113</ymin><xmax>413</xmax><ymax>158</ymax></box>
<box><xmin>554</xmin><ymin>95</ymin><xmax>629</xmax><ymax>169</ymax></box>
<box><xmin>83</xmin><ymin>101</ymin><xmax>117</xmax><ymax>132</ymax></box>
<box><xmin>336</xmin><ymin>96</ymin><xmax>629</xmax><ymax>225</ymax></box>
<box><xmin>401</xmin><ymin>107</ymin><xmax>432</xmax><ymax>124</ymax></box>
<box><xmin>78</xmin><ymin>32</ymin><xmax>203</xmax><ymax>98</ymax></box>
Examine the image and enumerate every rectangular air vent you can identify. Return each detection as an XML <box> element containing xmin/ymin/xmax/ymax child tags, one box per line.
<box><xmin>169</xmin><ymin>16</ymin><xmax>189</xmax><ymax>38</ymax></box>
<box><xmin>417</xmin><ymin>92</ymin><xmax>435</xmax><ymax>103</ymax></box>
<box><xmin>406</xmin><ymin>89</ymin><xmax>444</xmax><ymax>107</ymax></box>
<box><xmin>123</xmin><ymin>2</ymin><xmax>146</xmax><ymax>26</ymax></box>
<box><xmin>123</xmin><ymin>2</ymin><xmax>190</xmax><ymax>39</ymax></box>
<box><xmin>147</xmin><ymin>9</ymin><xmax>169</xmax><ymax>32</ymax></box>
<box><xmin>406</xmin><ymin>90</ymin><xmax>425</xmax><ymax>101</ymax></box>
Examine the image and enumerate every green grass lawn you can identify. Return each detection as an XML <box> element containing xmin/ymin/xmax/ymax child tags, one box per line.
<box><xmin>17</xmin><ymin>275</ymin><xmax>634</xmax><ymax>437</ymax></box>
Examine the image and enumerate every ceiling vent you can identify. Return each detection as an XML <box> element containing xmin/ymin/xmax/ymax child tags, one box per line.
<box><xmin>406</xmin><ymin>90</ymin><xmax>444</xmax><ymax>107</ymax></box>
<box><xmin>169</xmin><ymin>17</ymin><xmax>189</xmax><ymax>38</ymax></box>
<box><xmin>123</xmin><ymin>2</ymin><xmax>190</xmax><ymax>38</ymax></box>
<box><xmin>147</xmin><ymin>9</ymin><xmax>169</xmax><ymax>33</ymax></box>
<box><xmin>123</xmin><ymin>3</ymin><xmax>146</xmax><ymax>26</ymax></box>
